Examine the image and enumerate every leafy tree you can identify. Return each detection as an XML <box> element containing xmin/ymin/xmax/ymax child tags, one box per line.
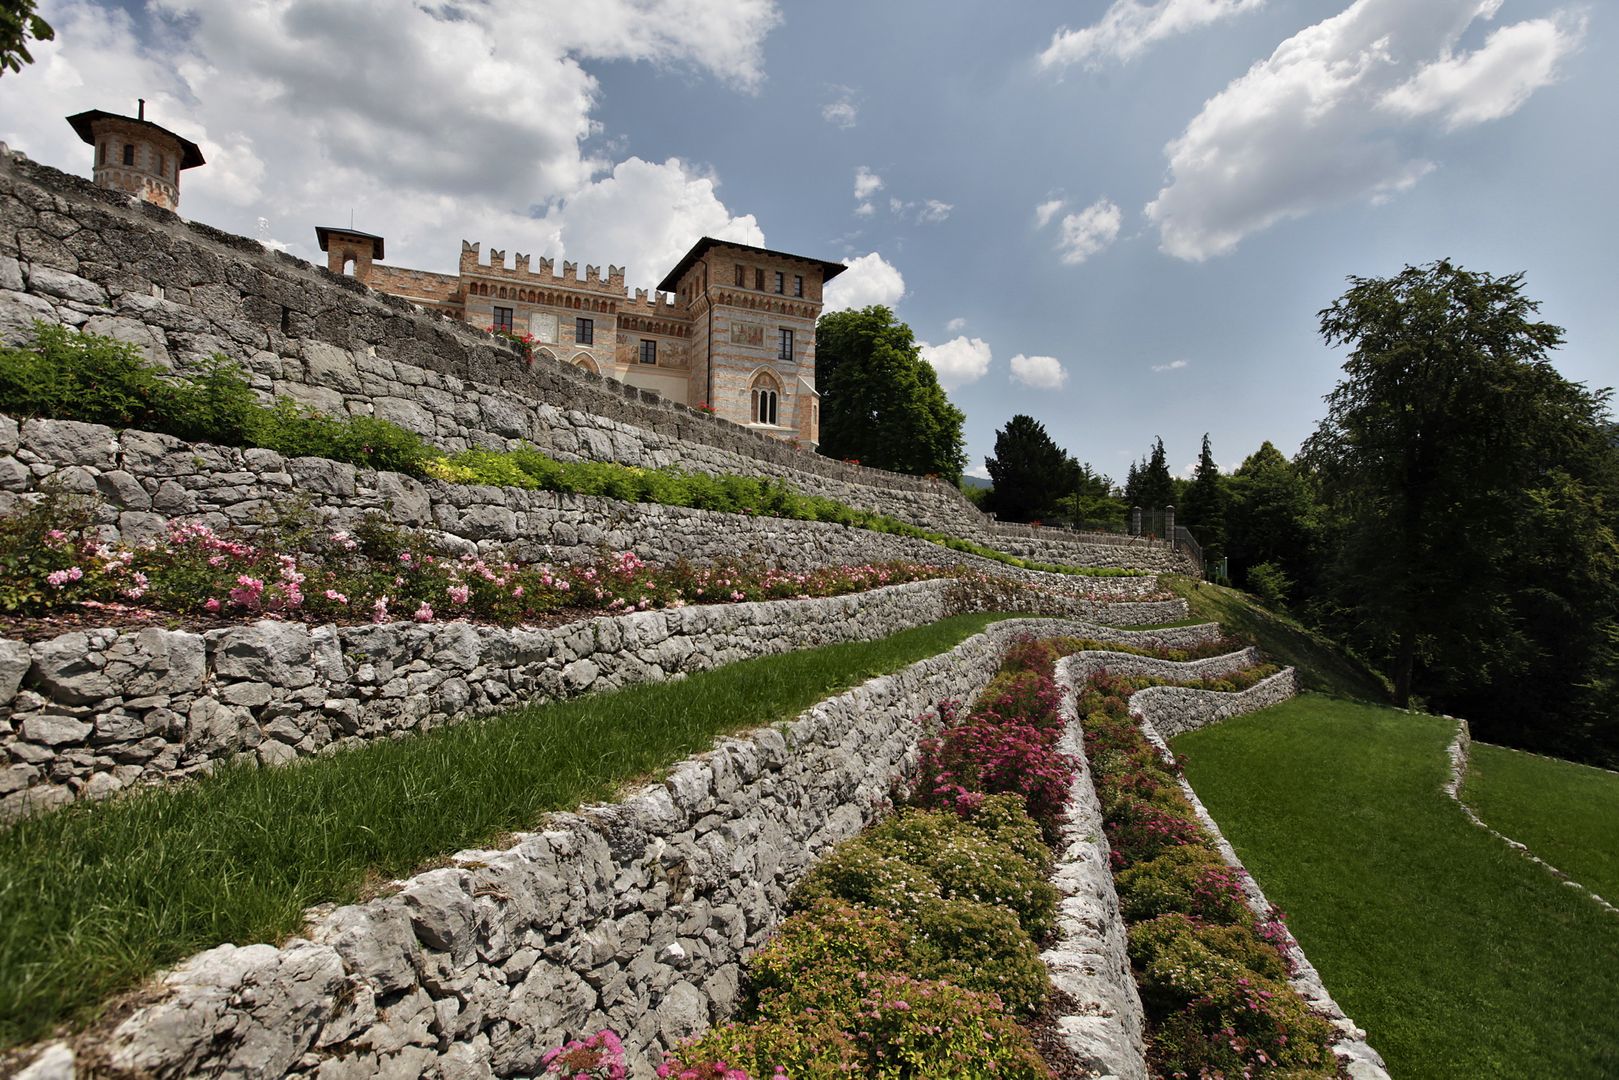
<box><xmin>1224</xmin><ymin>441</ymin><xmax>1321</xmax><ymax>603</ymax></box>
<box><xmin>1</xmin><ymin>0</ymin><xmax>52</xmax><ymax>75</ymax></box>
<box><xmin>1302</xmin><ymin>260</ymin><xmax>1619</xmax><ymax>763</ymax></box>
<box><xmin>983</xmin><ymin>414</ymin><xmax>1074</xmax><ymax>523</ymax></box>
<box><xmin>1053</xmin><ymin>461</ymin><xmax>1126</xmax><ymax>530</ymax></box>
<box><xmin>1180</xmin><ymin>433</ymin><xmax>1228</xmax><ymax>562</ymax></box>
<box><xmin>815</xmin><ymin>306</ymin><xmax>967</xmax><ymax>482</ymax></box>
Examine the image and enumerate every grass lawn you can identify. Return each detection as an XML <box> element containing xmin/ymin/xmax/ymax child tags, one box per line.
<box><xmin>0</xmin><ymin>611</ymin><xmax>1026</xmax><ymax>1049</ymax></box>
<box><xmin>1161</xmin><ymin>576</ymin><xmax>1390</xmax><ymax>702</ymax></box>
<box><xmin>1463</xmin><ymin>741</ymin><xmax>1619</xmax><ymax>904</ymax></box>
<box><xmin>1172</xmin><ymin>695</ymin><xmax>1619</xmax><ymax>1079</ymax></box>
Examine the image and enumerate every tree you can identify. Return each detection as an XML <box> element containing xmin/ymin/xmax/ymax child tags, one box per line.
<box><xmin>1</xmin><ymin>0</ymin><xmax>53</xmax><ymax>75</ymax></box>
<box><xmin>1124</xmin><ymin>436</ymin><xmax>1174</xmax><ymax>525</ymax></box>
<box><xmin>1180</xmin><ymin>433</ymin><xmax>1228</xmax><ymax>562</ymax></box>
<box><xmin>1302</xmin><ymin>260</ymin><xmax>1619</xmax><ymax>761</ymax></box>
<box><xmin>983</xmin><ymin>414</ymin><xmax>1075</xmax><ymax>523</ymax></box>
<box><xmin>1053</xmin><ymin>460</ymin><xmax>1126</xmax><ymax>530</ymax></box>
<box><xmin>815</xmin><ymin>306</ymin><xmax>967</xmax><ymax>482</ymax></box>
<box><xmin>1224</xmin><ymin>441</ymin><xmax>1321</xmax><ymax>605</ymax></box>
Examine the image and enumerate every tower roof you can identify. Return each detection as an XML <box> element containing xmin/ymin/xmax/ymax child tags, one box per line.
<box><xmin>314</xmin><ymin>226</ymin><xmax>385</xmax><ymax>261</ymax></box>
<box><xmin>656</xmin><ymin>237</ymin><xmax>846</xmax><ymax>294</ymax></box>
<box><xmin>66</xmin><ymin>110</ymin><xmax>205</xmax><ymax>170</ymax></box>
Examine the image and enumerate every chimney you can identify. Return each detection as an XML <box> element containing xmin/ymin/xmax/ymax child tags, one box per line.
<box><xmin>138</xmin><ymin>98</ymin><xmax>146</xmax><ymax>121</ymax></box>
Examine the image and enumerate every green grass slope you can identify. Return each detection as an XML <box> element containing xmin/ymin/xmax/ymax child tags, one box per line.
<box><xmin>1160</xmin><ymin>575</ymin><xmax>1390</xmax><ymax>701</ymax></box>
<box><xmin>1172</xmin><ymin>697</ymin><xmax>1619</xmax><ymax>1079</ymax></box>
<box><xmin>1463</xmin><ymin>741</ymin><xmax>1619</xmax><ymax>904</ymax></box>
<box><xmin>0</xmin><ymin>611</ymin><xmax>1024</xmax><ymax>1049</ymax></box>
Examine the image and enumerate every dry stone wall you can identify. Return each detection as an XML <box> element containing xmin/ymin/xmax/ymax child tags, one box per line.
<box><xmin>1130</xmin><ymin>668</ymin><xmax>1300</xmax><ymax>739</ymax></box>
<box><xmin>12</xmin><ymin>617</ymin><xmax>1118</xmax><ymax>1080</ymax></box>
<box><xmin>0</xmin><ymin>580</ymin><xmax>1189</xmax><ymax>820</ymax></box>
<box><xmin>0</xmin><ymin>153</ymin><xmax>1004</xmax><ymax>539</ymax></box>
<box><xmin>0</xmin><ymin>414</ymin><xmax>1173</xmax><ymax>584</ymax></box>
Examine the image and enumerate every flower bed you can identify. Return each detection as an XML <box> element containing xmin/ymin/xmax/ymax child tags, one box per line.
<box><xmin>0</xmin><ymin>495</ymin><xmax>1021</xmax><ymax>630</ymax></box>
<box><xmin>1076</xmin><ymin>669</ymin><xmax>1340</xmax><ymax>1078</ymax></box>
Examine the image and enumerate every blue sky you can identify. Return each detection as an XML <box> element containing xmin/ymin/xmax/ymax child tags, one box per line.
<box><xmin>6</xmin><ymin>0</ymin><xmax>1613</xmax><ymax>481</ymax></box>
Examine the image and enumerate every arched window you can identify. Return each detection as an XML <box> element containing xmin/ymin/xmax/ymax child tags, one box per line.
<box><xmin>750</xmin><ymin>371</ymin><xmax>781</xmax><ymax>426</ymax></box>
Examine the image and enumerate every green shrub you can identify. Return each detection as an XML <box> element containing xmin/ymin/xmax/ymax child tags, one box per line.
<box><xmin>957</xmin><ymin>793</ymin><xmax>1053</xmax><ymax>876</ymax></box>
<box><xmin>862</xmin><ymin>810</ymin><xmax>1057</xmax><ymax>939</ymax></box>
<box><xmin>665</xmin><ymin>1016</ymin><xmax>859</xmax><ymax>1079</ymax></box>
<box><xmin>906</xmin><ymin>898</ymin><xmax>1048</xmax><ymax>1017</ymax></box>
<box><xmin>791</xmin><ymin>838</ymin><xmax>939</xmax><ymax>920</ymax></box>
<box><xmin>746</xmin><ymin>899</ymin><xmax>909</xmax><ymax>1018</ymax></box>
<box><xmin>1116</xmin><ymin>844</ymin><xmax>1250</xmax><ymax>925</ymax></box>
<box><xmin>839</xmin><ymin>973</ymin><xmax>1052</xmax><ymax>1079</ymax></box>
<box><xmin>1127</xmin><ymin>913</ymin><xmax>1290</xmax><ymax>991</ymax></box>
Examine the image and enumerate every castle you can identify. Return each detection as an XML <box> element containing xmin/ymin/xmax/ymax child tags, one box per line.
<box><xmin>61</xmin><ymin>103</ymin><xmax>843</xmax><ymax>448</ymax></box>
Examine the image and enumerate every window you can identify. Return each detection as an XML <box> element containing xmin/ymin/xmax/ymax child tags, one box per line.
<box><xmin>773</xmin><ymin>271</ymin><xmax>784</xmax><ymax>294</ymax></box>
<box><xmin>122</xmin><ymin>144</ymin><xmax>135</xmax><ymax>166</ymax></box>
<box><xmin>576</xmin><ymin>317</ymin><xmax>594</xmax><ymax>345</ymax></box>
<box><xmin>794</xmin><ymin>275</ymin><xmax>804</xmax><ymax>297</ymax></box>
<box><xmin>639</xmin><ymin>339</ymin><xmax>657</xmax><ymax>365</ymax></box>
<box><xmin>493</xmin><ymin>306</ymin><xmax>514</xmax><ymax>332</ymax></box>
<box><xmin>158</xmin><ymin>155</ymin><xmax>167</xmax><ymax>179</ymax></box>
<box><xmin>97</xmin><ymin>142</ymin><xmax>105</xmax><ymax>166</ymax></box>
<box><xmin>734</xmin><ymin>264</ymin><xmax>746</xmax><ymax>287</ymax></box>
<box><xmin>778</xmin><ymin>328</ymin><xmax>795</xmax><ymax>362</ymax></box>
<box><xmin>751</xmin><ymin>373</ymin><xmax>781</xmax><ymax>426</ymax></box>
<box><xmin>755</xmin><ymin>268</ymin><xmax>765</xmax><ymax>291</ymax></box>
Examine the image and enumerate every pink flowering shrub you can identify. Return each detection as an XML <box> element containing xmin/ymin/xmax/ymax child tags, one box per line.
<box><xmin>914</xmin><ymin>717</ymin><xmax>1075</xmax><ymax>845</ymax></box>
<box><xmin>541</xmin><ymin>1029</ymin><xmax>628</xmax><ymax>1079</ymax></box>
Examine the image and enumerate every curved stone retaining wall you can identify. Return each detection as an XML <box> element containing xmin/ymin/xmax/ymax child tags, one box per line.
<box><xmin>0</xmin><ymin>580</ymin><xmax>1188</xmax><ymax>820</ymax></box>
<box><xmin>1129</xmin><ymin>667</ymin><xmax>1299</xmax><ymax>738</ymax></box>
<box><xmin>11</xmin><ymin>616</ymin><xmax>1118</xmax><ymax>1080</ymax></box>
<box><xmin>0</xmin><ymin>415</ymin><xmax>1175</xmax><ymax>581</ymax></box>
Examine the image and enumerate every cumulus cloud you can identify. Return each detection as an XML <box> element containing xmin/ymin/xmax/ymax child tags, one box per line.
<box><xmin>823</xmin><ymin>252</ymin><xmax>906</xmax><ymax>312</ymax></box>
<box><xmin>946</xmin><ymin>317</ymin><xmax>968</xmax><ymax>332</ymax></box>
<box><xmin>1152</xmin><ymin>359</ymin><xmax>1190</xmax><ymax>372</ymax></box>
<box><xmin>919</xmin><ymin>336</ymin><xmax>993</xmax><ymax>391</ymax></box>
<box><xmin>0</xmin><ymin>0</ymin><xmax>778</xmax><ymax>277</ymax></box>
<box><xmin>854</xmin><ymin>166</ymin><xmax>885</xmax><ymax>200</ymax></box>
<box><xmin>822</xmin><ymin>87</ymin><xmax>859</xmax><ymax>128</ymax></box>
<box><xmin>1034</xmin><ymin>199</ymin><xmax>1066</xmax><ymax>228</ymax></box>
<box><xmin>917</xmin><ymin>199</ymin><xmax>953</xmax><ymax>224</ymax></box>
<box><xmin>1146</xmin><ymin>0</ymin><xmax>1584</xmax><ymax>261</ymax></box>
<box><xmin>1010</xmin><ymin>354</ymin><xmax>1069</xmax><ymax>390</ymax></box>
<box><xmin>1054</xmin><ymin>199</ymin><xmax>1122</xmax><ymax>264</ymax></box>
<box><xmin>854</xmin><ymin>201</ymin><xmax>875</xmax><ymax>217</ymax></box>
<box><xmin>1040</xmin><ymin>0</ymin><xmax>1267</xmax><ymax>69</ymax></box>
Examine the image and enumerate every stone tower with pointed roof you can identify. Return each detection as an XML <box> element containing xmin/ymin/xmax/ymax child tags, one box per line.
<box><xmin>66</xmin><ymin>101</ymin><xmax>204</xmax><ymax>212</ymax></box>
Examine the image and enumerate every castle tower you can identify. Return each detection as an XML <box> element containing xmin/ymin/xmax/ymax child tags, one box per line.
<box><xmin>314</xmin><ymin>226</ymin><xmax>385</xmax><ymax>283</ymax></box>
<box><xmin>66</xmin><ymin>101</ymin><xmax>204</xmax><ymax>212</ymax></box>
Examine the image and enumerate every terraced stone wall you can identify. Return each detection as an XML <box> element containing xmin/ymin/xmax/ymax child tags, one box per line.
<box><xmin>0</xmin><ymin>580</ymin><xmax>1188</xmax><ymax>820</ymax></box>
<box><xmin>0</xmin><ymin>415</ymin><xmax>1175</xmax><ymax>583</ymax></box>
<box><xmin>10</xmin><ymin>617</ymin><xmax>1133</xmax><ymax>1079</ymax></box>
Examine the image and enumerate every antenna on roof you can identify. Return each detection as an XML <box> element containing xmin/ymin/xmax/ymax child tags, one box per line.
<box><xmin>138</xmin><ymin>98</ymin><xmax>146</xmax><ymax>121</ymax></box>
<box><xmin>350</xmin><ymin>208</ymin><xmax>355</xmax><ymax>229</ymax></box>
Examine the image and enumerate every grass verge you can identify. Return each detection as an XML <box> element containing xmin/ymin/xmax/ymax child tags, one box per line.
<box><xmin>1172</xmin><ymin>696</ymin><xmax>1619</xmax><ymax>1079</ymax></box>
<box><xmin>1462</xmin><ymin>741</ymin><xmax>1619</xmax><ymax>904</ymax></box>
<box><xmin>0</xmin><ymin>611</ymin><xmax>1027</xmax><ymax>1049</ymax></box>
<box><xmin>1160</xmin><ymin>576</ymin><xmax>1389</xmax><ymax>701</ymax></box>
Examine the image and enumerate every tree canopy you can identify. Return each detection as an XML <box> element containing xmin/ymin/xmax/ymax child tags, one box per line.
<box><xmin>1124</xmin><ymin>437</ymin><xmax>1174</xmax><ymax>518</ymax></box>
<box><xmin>1180</xmin><ymin>433</ymin><xmax>1227</xmax><ymax>563</ymax></box>
<box><xmin>983</xmin><ymin>414</ymin><xmax>1073</xmax><ymax>523</ymax></box>
<box><xmin>1</xmin><ymin>0</ymin><xmax>52</xmax><ymax>75</ymax></box>
<box><xmin>815</xmin><ymin>306</ymin><xmax>966</xmax><ymax>483</ymax></box>
<box><xmin>1302</xmin><ymin>260</ymin><xmax>1618</xmax><ymax>762</ymax></box>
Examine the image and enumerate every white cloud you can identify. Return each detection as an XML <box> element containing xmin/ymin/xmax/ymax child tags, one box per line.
<box><xmin>854</xmin><ymin>166</ymin><xmax>885</xmax><ymax>200</ymax></box>
<box><xmin>822</xmin><ymin>87</ymin><xmax>858</xmax><ymax>128</ymax></box>
<box><xmin>919</xmin><ymin>336</ymin><xmax>993</xmax><ymax>390</ymax></box>
<box><xmin>1382</xmin><ymin>14</ymin><xmax>1583</xmax><ymax>130</ymax></box>
<box><xmin>0</xmin><ymin>0</ymin><xmax>779</xmax><ymax>279</ymax></box>
<box><xmin>1145</xmin><ymin>0</ymin><xmax>1584</xmax><ymax>261</ymax></box>
<box><xmin>965</xmin><ymin>463</ymin><xmax>992</xmax><ymax>480</ymax></box>
<box><xmin>854</xmin><ymin>201</ymin><xmax>875</xmax><ymax>217</ymax></box>
<box><xmin>1040</xmin><ymin>0</ymin><xmax>1267</xmax><ymax>69</ymax></box>
<box><xmin>1010</xmin><ymin>354</ymin><xmax>1069</xmax><ymax>390</ymax></box>
<box><xmin>946</xmin><ymin>317</ymin><xmax>968</xmax><ymax>332</ymax></box>
<box><xmin>917</xmin><ymin>199</ymin><xmax>953</xmax><ymax>223</ymax></box>
<box><xmin>1055</xmin><ymin>199</ymin><xmax>1122</xmax><ymax>264</ymax></box>
<box><xmin>1152</xmin><ymin>359</ymin><xmax>1190</xmax><ymax>372</ymax></box>
<box><xmin>822</xmin><ymin>252</ymin><xmax>906</xmax><ymax>312</ymax></box>
<box><xmin>535</xmin><ymin>157</ymin><xmax>765</xmax><ymax>289</ymax></box>
<box><xmin>1034</xmin><ymin>198</ymin><xmax>1066</xmax><ymax>228</ymax></box>
<box><xmin>889</xmin><ymin>197</ymin><xmax>907</xmax><ymax>214</ymax></box>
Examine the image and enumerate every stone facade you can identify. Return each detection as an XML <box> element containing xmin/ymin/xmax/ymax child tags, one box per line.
<box><xmin>64</xmin><ymin>105</ymin><xmax>205</xmax><ymax>213</ymax></box>
<box><xmin>320</xmin><ymin>230</ymin><xmax>841</xmax><ymax>444</ymax></box>
<box><xmin>0</xmin><ymin>580</ymin><xmax>1191</xmax><ymax>820</ymax></box>
<box><xmin>12</xmin><ymin>617</ymin><xmax>1119</xmax><ymax>1080</ymax></box>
